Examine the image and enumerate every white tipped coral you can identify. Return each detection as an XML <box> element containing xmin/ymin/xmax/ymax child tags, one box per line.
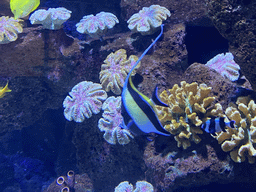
<box><xmin>76</xmin><ymin>11</ymin><xmax>119</xmax><ymax>38</ymax></box>
<box><xmin>115</xmin><ymin>181</ymin><xmax>154</xmax><ymax>192</ymax></box>
<box><xmin>63</xmin><ymin>81</ymin><xmax>107</xmax><ymax>122</ymax></box>
<box><xmin>99</xmin><ymin>49</ymin><xmax>140</xmax><ymax>95</ymax></box>
<box><xmin>29</xmin><ymin>7</ymin><xmax>71</xmax><ymax>30</ymax></box>
<box><xmin>205</xmin><ymin>52</ymin><xmax>240</xmax><ymax>81</ymax></box>
<box><xmin>98</xmin><ymin>96</ymin><xmax>134</xmax><ymax>145</ymax></box>
<box><xmin>127</xmin><ymin>5</ymin><xmax>170</xmax><ymax>35</ymax></box>
<box><xmin>0</xmin><ymin>16</ymin><xmax>23</xmax><ymax>44</ymax></box>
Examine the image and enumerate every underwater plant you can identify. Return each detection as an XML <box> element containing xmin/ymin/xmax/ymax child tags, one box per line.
<box><xmin>127</xmin><ymin>4</ymin><xmax>170</xmax><ymax>35</ymax></box>
<box><xmin>76</xmin><ymin>11</ymin><xmax>119</xmax><ymax>38</ymax></box>
<box><xmin>99</xmin><ymin>49</ymin><xmax>140</xmax><ymax>95</ymax></box>
<box><xmin>98</xmin><ymin>96</ymin><xmax>134</xmax><ymax>145</ymax></box>
<box><xmin>205</xmin><ymin>52</ymin><xmax>240</xmax><ymax>81</ymax></box>
<box><xmin>63</xmin><ymin>81</ymin><xmax>107</xmax><ymax>123</ymax></box>
<box><xmin>29</xmin><ymin>7</ymin><xmax>72</xmax><ymax>30</ymax></box>
<box><xmin>0</xmin><ymin>16</ymin><xmax>23</xmax><ymax>44</ymax></box>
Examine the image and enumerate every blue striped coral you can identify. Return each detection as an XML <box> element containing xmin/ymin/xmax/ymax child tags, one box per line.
<box><xmin>63</xmin><ymin>81</ymin><xmax>107</xmax><ymax>122</ymax></box>
<box><xmin>127</xmin><ymin>5</ymin><xmax>170</xmax><ymax>35</ymax></box>
<box><xmin>99</xmin><ymin>49</ymin><xmax>140</xmax><ymax>95</ymax></box>
<box><xmin>98</xmin><ymin>96</ymin><xmax>134</xmax><ymax>145</ymax></box>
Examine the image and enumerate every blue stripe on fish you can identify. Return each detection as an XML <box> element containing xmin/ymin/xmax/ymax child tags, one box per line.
<box><xmin>201</xmin><ymin>117</ymin><xmax>235</xmax><ymax>135</ymax></box>
<box><xmin>121</xmin><ymin>24</ymin><xmax>170</xmax><ymax>136</ymax></box>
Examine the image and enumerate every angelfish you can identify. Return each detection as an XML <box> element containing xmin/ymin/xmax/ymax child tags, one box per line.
<box><xmin>121</xmin><ymin>24</ymin><xmax>170</xmax><ymax>136</ymax></box>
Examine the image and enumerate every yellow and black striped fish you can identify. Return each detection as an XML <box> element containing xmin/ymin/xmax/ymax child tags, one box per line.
<box><xmin>121</xmin><ymin>25</ymin><xmax>170</xmax><ymax>136</ymax></box>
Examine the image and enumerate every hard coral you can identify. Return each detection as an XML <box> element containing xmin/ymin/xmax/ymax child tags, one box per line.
<box><xmin>214</xmin><ymin>97</ymin><xmax>256</xmax><ymax>163</ymax></box>
<box><xmin>127</xmin><ymin>5</ymin><xmax>170</xmax><ymax>35</ymax></box>
<box><xmin>0</xmin><ymin>16</ymin><xmax>23</xmax><ymax>44</ymax></box>
<box><xmin>157</xmin><ymin>81</ymin><xmax>224</xmax><ymax>149</ymax></box>
<box><xmin>99</xmin><ymin>49</ymin><xmax>140</xmax><ymax>95</ymax></box>
<box><xmin>114</xmin><ymin>181</ymin><xmax>154</xmax><ymax>192</ymax></box>
<box><xmin>63</xmin><ymin>81</ymin><xmax>107</xmax><ymax>123</ymax></box>
<box><xmin>76</xmin><ymin>11</ymin><xmax>119</xmax><ymax>38</ymax></box>
<box><xmin>205</xmin><ymin>52</ymin><xmax>240</xmax><ymax>81</ymax></box>
<box><xmin>29</xmin><ymin>7</ymin><xmax>71</xmax><ymax>30</ymax></box>
<box><xmin>98</xmin><ymin>96</ymin><xmax>134</xmax><ymax>145</ymax></box>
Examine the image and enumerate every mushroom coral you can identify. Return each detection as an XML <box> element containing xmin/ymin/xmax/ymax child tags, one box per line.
<box><xmin>127</xmin><ymin>5</ymin><xmax>170</xmax><ymax>35</ymax></box>
<box><xmin>99</xmin><ymin>49</ymin><xmax>140</xmax><ymax>95</ymax></box>
<box><xmin>29</xmin><ymin>7</ymin><xmax>71</xmax><ymax>30</ymax></box>
<box><xmin>0</xmin><ymin>16</ymin><xmax>23</xmax><ymax>44</ymax></box>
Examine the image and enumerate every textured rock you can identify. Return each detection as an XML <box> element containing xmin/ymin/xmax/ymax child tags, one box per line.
<box><xmin>207</xmin><ymin>0</ymin><xmax>256</xmax><ymax>90</ymax></box>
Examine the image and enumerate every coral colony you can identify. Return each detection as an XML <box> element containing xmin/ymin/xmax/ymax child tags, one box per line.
<box><xmin>114</xmin><ymin>181</ymin><xmax>154</xmax><ymax>192</ymax></box>
<box><xmin>205</xmin><ymin>52</ymin><xmax>240</xmax><ymax>81</ymax></box>
<box><xmin>127</xmin><ymin>5</ymin><xmax>171</xmax><ymax>35</ymax></box>
<box><xmin>98</xmin><ymin>96</ymin><xmax>134</xmax><ymax>145</ymax></box>
<box><xmin>63</xmin><ymin>81</ymin><xmax>107</xmax><ymax>122</ymax></box>
<box><xmin>76</xmin><ymin>11</ymin><xmax>119</xmax><ymax>38</ymax></box>
<box><xmin>99</xmin><ymin>49</ymin><xmax>140</xmax><ymax>95</ymax></box>
<box><xmin>0</xmin><ymin>16</ymin><xmax>23</xmax><ymax>44</ymax></box>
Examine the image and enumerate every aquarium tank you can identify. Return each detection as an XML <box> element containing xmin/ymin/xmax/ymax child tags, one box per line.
<box><xmin>0</xmin><ymin>0</ymin><xmax>256</xmax><ymax>191</ymax></box>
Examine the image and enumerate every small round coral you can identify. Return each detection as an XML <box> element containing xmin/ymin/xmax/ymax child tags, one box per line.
<box><xmin>205</xmin><ymin>52</ymin><xmax>240</xmax><ymax>81</ymax></box>
<box><xmin>134</xmin><ymin>181</ymin><xmax>154</xmax><ymax>192</ymax></box>
<box><xmin>0</xmin><ymin>16</ymin><xmax>23</xmax><ymax>44</ymax></box>
<box><xmin>98</xmin><ymin>96</ymin><xmax>134</xmax><ymax>145</ymax></box>
<box><xmin>76</xmin><ymin>11</ymin><xmax>119</xmax><ymax>38</ymax></box>
<box><xmin>127</xmin><ymin>5</ymin><xmax>170</xmax><ymax>35</ymax></box>
<box><xmin>99</xmin><ymin>49</ymin><xmax>140</xmax><ymax>95</ymax></box>
<box><xmin>63</xmin><ymin>81</ymin><xmax>107</xmax><ymax>122</ymax></box>
<box><xmin>29</xmin><ymin>7</ymin><xmax>72</xmax><ymax>30</ymax></box>
<box><xmin>114</xmin><ymin>181</ymin><xmax>133</xmax><ymax>192</ymax></box>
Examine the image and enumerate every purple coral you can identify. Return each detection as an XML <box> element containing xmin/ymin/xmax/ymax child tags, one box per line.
<box><xmin>205</xmin><ymin>52</ymin><xmax>240</xmax><ymax>81</ymax></box>
<box><xmin>76</xmin><ymin>11</ymin><xmax>119</xmax><ymax>38</ymax></box>
<box><xmin>134</xmin><ymin>181</ymin><xmax>154</xmax><ymax>192</ymax></box>
<box><xmin>63</xmin><ymin>81</ymin><xmax>107</xmax><ymax>122</ymax></box>
<box><xmin>114</xmin><ymin>181</ymin><xmax>133</xmax><ymax>192</ymax></box>
<box><xmin>127</xmin><ymin>5</ymin><xmax>170</xmax><ymax>35</ymax></box>
<box><xmin>98</xmin><ymin>96</ymin><xmax>134</xmax><ymax>145</ymax></box>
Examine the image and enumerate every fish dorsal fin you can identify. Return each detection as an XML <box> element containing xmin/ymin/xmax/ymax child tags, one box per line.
<box><xmin>152</xmin><ymin>86</ymin><xmax>168</xmax><ymax>107</ymax></box>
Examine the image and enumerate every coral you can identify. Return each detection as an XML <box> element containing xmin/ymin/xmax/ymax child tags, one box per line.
<box><xmin>127</xmin><ymin>5</ymin><xmax>170</xmax><ymax>35</ymax></box>
<box><xmin>45</xmin><ymin>170</ymin><xmax>93</xmax><ymax>192</ymax></box>
<box><xmin>99</xmin><ymin>49</ymin><xmax>140</xmax><ymax>95</ymax></box>
<box><xmin>114</xmin><ymin>181</ymin><xmax>154</xmax><ymax>192</ymax></box>
<box><xmin>205</xmin><ymin>52</ymin><xmax>240</xmax><ymax>81</ymax></box>
<box><xmin>98</xmin><ymin>96</ymin><xmax>134</xmax><ymax>145</ymax></box>
<box><xmin>29</xmin><ymin>7</ymin><xmax>71</xmax><ymax>30</ymax></box>
<box><xmin>0</xmin><ymin>16</ymin><xmax>23</xmax><ymax>44</ymax></box>
<box><xmin>157</xmin><ymin>81</ymin><xmax>224</xmax><ymax>149</ymax></box>
<box><xmin>76</xmin><ymin>11</ymin><xmax>119</xmax><ymax>38</ymax></box>
<box><xmin>63</xmin><ymin>81</ymin><xmax>107</xmax><ymax>122</ymax></box>
<box><xmin>114</xmin><ymin>181</ymin><xmax>133</xmax><ymax>192</ymax></box>
<box><xmin>214</xmin><ymin>96</ymin><xmax>256</xmax><ymax>163</ymax></box>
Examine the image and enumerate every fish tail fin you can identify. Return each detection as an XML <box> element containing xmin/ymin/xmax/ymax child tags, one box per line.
<box><xmin>152</xmin><ymin>86</ymin><xmax>168</xmax><ymax>107</ymax></box>
<box><xmin>4</xmin><ymin>82</ymin><xmax>12</xmax><ymax>92</ymax></box>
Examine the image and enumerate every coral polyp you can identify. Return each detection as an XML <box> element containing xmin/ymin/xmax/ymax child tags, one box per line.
<box><xmin>0</xmin><ymin>16</ymin><xmax>23</xmax><ymax>44</ymax></box>
<box><xmin>99</xmin><ymin>49</ymin><xmax>140</xmax><ymax>95</ymax></box>
<box><xmin>63</xmin><ymin>81</ymin><xmax>107</xmax><ymax>122</ymax></box>
<box><xmin>127</xmin><ymin>5</ymin><xmax>170</xmax><ymax>35</ymax></box>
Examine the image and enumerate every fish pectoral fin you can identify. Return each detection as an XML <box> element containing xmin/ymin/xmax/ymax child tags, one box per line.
<box><xmin>152</xmin><ymin>86</ymin><xmax>169</xmax><ymax>107</ymax></box>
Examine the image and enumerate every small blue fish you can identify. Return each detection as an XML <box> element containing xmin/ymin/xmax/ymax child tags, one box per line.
<box><xmin>201</xmin><ymin>117</ymin><xmax>235</xmax><ymax>135</ymax></box>
<box><xmin>121</xmin><ymin>24</ymin><xmax>170</xmax><ymax>137</ymax></box>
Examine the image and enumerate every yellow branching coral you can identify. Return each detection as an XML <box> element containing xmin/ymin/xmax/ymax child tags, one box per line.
<box><xmin>214</xmin><ymin>97</ymin><xmax>256</xmax><ymax>163</ymax></box>
<box><xmin>0</xmin><ymin>16</ymin><xmax>23</xmax><ymax>44</ymax></box>
<box><xmin>157</xmin><ymin>81</ymin><xmax>223</xmax><ymax>149</ymax></box>
<box><xmin>99</xmin><ymin>49</ymin><xmax>140</xmax><ymax>95</ymax></box>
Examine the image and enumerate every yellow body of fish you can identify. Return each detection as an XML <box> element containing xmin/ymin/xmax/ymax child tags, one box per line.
<box><xmin>10</xmin><ymin>0</ymin><xmax>40</xmax><ymax>19</ymax></box>
<box><xmin>0</xmin><ymin>82</ymin><xmax>11</xmax><ymax>98</ymax></box>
